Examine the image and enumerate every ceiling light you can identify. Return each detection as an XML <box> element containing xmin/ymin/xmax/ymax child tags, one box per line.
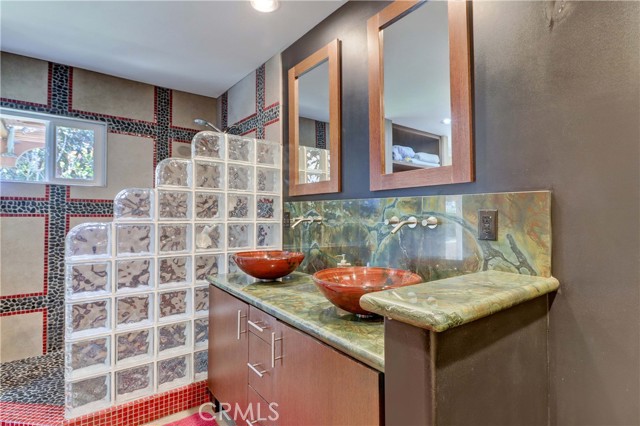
<box><xmin>251</xmin><ymin>0</ymin><xmax>279</xmax><ymax>13</ymax></box>
<box><xmin>441</xmin><ymin>118</ymin><xmax>452</xmax><ymax>125</ymax></box>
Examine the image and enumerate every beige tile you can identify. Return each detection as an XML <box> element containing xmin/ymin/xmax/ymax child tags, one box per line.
<box><xmin>171</xmin><ymin>140</ymin><xmax>192</xmax><ymax>159</ymax></box>
<box><xmin>71</xmin><ymin>69</ymin><xmax>155</xmax><ymax>122</ymax></box>
<box><xmin>68</xmin><ymin>216</ymin><xmax>112</xmax><ymax>231</ymax></box>
<box><xmin>0</xmin><ymin>312</ymin><xmax>44</xmax><ymax>362</ymax></box>
<box><xmin>0</xmin><ymin>216</ymin><xmax>46</xmax><ymax>297</ymax></box>
<box><xmin>264</xmin><ymin>120</ymin><xmax>282</xmax><ymax>145</ymax></box>
<box><xmin>265</xmin><ymin>53</ymin><xmax>282</xmax><ymax>108</ymax></box>
<box><xmin>243</xmin><ymin>130</ymin><xmax>257</xmax><ymax>139</ymax></box>
<box><xmin>0</xmin><ymin>52</ymin><xmax>49</xmax><ymax>105</ymax></box>
<box><xmin>69</xmin><ymin>133</ymin><xmax>154</xmax><ymax>200</ymax></box>
<box><xmin>0</xmin><ymin>181</ymin><xmax>47</xmax><ymax>198</ymax></box>
<box><xmin>172</xmin><ymin>90</ymin><xmax>217</xmax><ymax>130</ymax></box>
<box><xmin>228</xmin><ymin>70</ymin><xmax>256</xmax><ymax>126</ymax></box>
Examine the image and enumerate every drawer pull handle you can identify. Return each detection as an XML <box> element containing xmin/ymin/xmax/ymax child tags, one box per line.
<box><xmin>271</xmin><ymin>332</ymin><xmax>283</xmax><ymax>368</ymax></box>
<box><xmin>237</xmin><ymin>310</ymin><xmax>247</xmax><ymax>340</ymax></box>
<box><xmin>248</xmin><ymin>320</ymin><xmax>266</xmax><ymax>332</ymax></box>
<box><xmin>248</xmin><ymin>362</ymin><xmax>266</xmax><ymax>378</ymax></box>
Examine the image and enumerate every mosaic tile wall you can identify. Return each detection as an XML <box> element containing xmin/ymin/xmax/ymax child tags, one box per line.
<box><xmin>284</xmin><ymin>191</ymin><xmax>552</xmax><ymax>280</ymax></box>
<box><xmin>64</xmin><ymin>131</ymin><xmax>282</xmax><ymax>418</ymax></box>
<box><xmin>0</xmin><ymin>52</ymin><xmax>217</xmax><ymax>362</ymax></box>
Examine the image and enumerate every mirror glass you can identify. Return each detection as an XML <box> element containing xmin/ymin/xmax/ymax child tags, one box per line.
<box><xmin>288</xmin><ymin>39</ymin><xmax>341</xmax><ymax>196</ymax></box>
<box><xmin>297</xmin><ymin>60</ymin><xmax>330</xmax><ymax>183</ymax></box>
<box><xmin>383</xmin><ymin>1</ymin><xmax>451</xmax><ymax>174</ymax></box>
<box><xmin>368</xmin><ymin>1</ymin><xmax>473</xmax><ymax>191</ymax></box>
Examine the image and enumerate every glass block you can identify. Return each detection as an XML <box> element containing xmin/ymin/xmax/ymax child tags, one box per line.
<box><xmin>194</xmin><ymin>192</ymin><xmax>224</xmax><ymax>220</ymax></box>
<box><xmin>156</xmin><ymin>158</ymin><xmax>190</xmax><ymax>187</ymax></box>
<box><xmin>227</xmin><ymin>194</ymin><xmax>254</xmax><ymax>221</ymax></box>
<box><xmin>67</xmin><ymin>299</ymin><xmax>110</xmax><ymax>338</ymax></box>
<box><xmin>227</xmin><ymin>135</ymin><xmax>253</xmax><ymax>162</ymax></box>
<box><xmin>115</xmin><ymin>364</ymin><xmax>153</xmax><ymax>402</ymax></box>
<box><xmin>256</xmin><ymin>139</ymin><xmax>281</xmax><ymax>167</ymax></box>
<box><xmin>257</xmin><ymin>223</ymin><xmax>281</xmax><ymax>248</ymax></box>
<box><xmin>115</xmin><ymin>328</ymin><xmax>153</xmax><ymax>365</ymax></box>
<box><xmin>66</xmin><ymin>262</ymin><xmax>110</xmax><ymax>299</ymax></box>
<box><xmin>192</xmin><ymin>131</ymin><xmax>224</xmax><ymax>160</ymax></box>
<box><xmin>158</xmin><ymin>224</ymin><xmax>190</xmax><ymax>253</ymax></box>
<box><xmin>116</xmin><ymin>224</ymin><xmax>153</xmax><ymax>256</ymax></box>
<box><xmin>116</xmin><ymin>294</ymin><xmax>153</xmax><ymax>328</ymax></box>
<box><xmin>65</xmin><ymin>374</ymin><xmax>111</xmax><ymax>417</ymax></box>
<box><xmin>194</xmin><ymin>286</ymin><xmax>209</xmax><ymax>313</ymax></box>
<box><xmin>158</xmin><ymin>321</ymin><xmax>191</xmax><ymax>354</ymax></box>
<box><xmin>256</xmin><ymin>195</ymin><xmax>280</xmax><ymax>221</ymax></box>
<box><xmin>194</xmin><ymin>318</ymin><xmax>208</xmax><ymax>347</ymax></box>
<box><xmin>228</xmin><ymin>223</ymin><xmax>253</xmax><ymax>249</ymax></box>
<box><xmin>195</xmin><ymin>254</ymin><xmax>223</xmax><ymax>282</ymax></box>
<box><xmin>301</xmin><ymin>146</ymin><xmax>326</xmax><ymax>171</ymax></box>
<box><xmin>159</xmin><ymin>289</ymin><xmax>191</xmax><ymax>320</ymax></box>
<box><xmin>114</xmin><ymin>188</ymin><xmax>153</xmax><ymax>221</ymax></box>
<box><xmin>158</xmin><ymin>191</ymin><xmax>191</xmax><ymax>220</ymax></box>
<box><xmin>194</xmin><ymin>350</ymin><xmax>208</xmax><ymax>380</ymax></box>
<box><xmin>158</xmin><ymin>355</ymin><xmax>190</xmax><ymax>391</ymax></box>
<box><xmin>66</xmin><ymin>223</ymin><xmax>110</xmax><ymax>259</ymax></box>
<box><xmin>256</xmin><ymin>167</ymin><xmax>280</xmax><ymax>193</ymax></box>
<box><xmin>304</xmin><ymin>171</ymin><xmax>326</xmax><ymax>183</ymax></box>
<box><xmin>158</xmin><ymin>256</ymin><xmax>191</xmax><ymax>286</ymax></box>
<box><xmin>194</xmin><ymin>160</ymin><xmax>224</xmax><ymax>190</ymax></box>
<box><xmin>195</xmin><ymin>223</ymin><xmax>224</xmax><ymax>252</ymax></box>
<box><xmin>227</xmin><ymin>164</ymin><xmax>253</xmax><ymax>192</ymax></box>
<box><xmin>65</xmin><ymin>337</ymin><xmax>110</xmax><ymax>378</ymax></box>
<box><xmin>116</xmin><ymin>259</ymin><xmax>153</xmax><ymax>292</ymax></box>
<box><xmin>227</xmin><ymin>253</ymin><xmax>240</xmax><ymax>274</ymax></box>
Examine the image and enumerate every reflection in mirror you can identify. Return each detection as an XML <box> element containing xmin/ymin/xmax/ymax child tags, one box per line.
<box><xmin>368</xmin><ymin>1</ymin><xmax>473</xmax><ymax>191</ymax></box>
<box><xmin>288</xmin><ymin>39</ymin><xmax>341</xmax><ymax>196</ymax></box>
<box><xmin>383</xmin><ymin>1</ymin><xmax>451</xmax><ymax>173</ymax></box>
<box><xmin>297</xmin><ymin>60</ymin><xmax>330</xmax><ymax>183</ymax></box>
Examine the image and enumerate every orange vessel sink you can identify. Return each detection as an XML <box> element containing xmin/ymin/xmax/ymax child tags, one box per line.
<box><xmin>232</xmin><ymin>250</ymin><xmax>305</xmax><ymax>280</ymax></box>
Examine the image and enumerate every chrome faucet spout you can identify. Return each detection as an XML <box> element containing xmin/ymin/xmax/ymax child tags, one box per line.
<box><xmin>291</xmin><ymin>215</ymin><xmax>323</xmax><ymax>229</ymax></box>
<box><xmin>385</xmin><ymin>216</ymin><xmax>418</xmax><ymax>234</ymax></box>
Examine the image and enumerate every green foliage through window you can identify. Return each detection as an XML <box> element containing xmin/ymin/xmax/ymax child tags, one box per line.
<box><xmin>55</xmin><ymin>127</ymin><xmax>95</xmax><ymax>180</ymax></box>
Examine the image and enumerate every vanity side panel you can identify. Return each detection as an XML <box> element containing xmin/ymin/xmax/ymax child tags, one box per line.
<box><xmin>384</xmin><ymin>319</ymin><xmax>434</xmax><ymax>426</ymax></box>
<box><xmin>434</xmin><ymin>296</ymin><xmax>548</xmax><ymax>425</ymax></box>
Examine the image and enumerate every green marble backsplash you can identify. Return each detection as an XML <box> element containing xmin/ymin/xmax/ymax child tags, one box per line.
<box><xmin>283</xmin><ymin>191</ymin><xmax>552</xmax><ymax>280</ymax></box>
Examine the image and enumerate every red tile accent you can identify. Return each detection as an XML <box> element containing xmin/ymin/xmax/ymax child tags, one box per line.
<box><xmin>0</xmin><ymin>214</ymin><xmax>48</xmax><ymax>300</ymax></box>
<box><xmin>0</xmin><ymin>402</ymin><xmax>64</xmax><ymax>426</ymax></box>
<box><xmin>0</xmin><ymin>308</ymin><xmax>47</xmax><ymax>355</ymax></box>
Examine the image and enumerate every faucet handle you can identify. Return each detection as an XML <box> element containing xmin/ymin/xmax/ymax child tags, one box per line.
<box><xmin>384</xmin><ymin>216</ymin><xmax>400</xmax><ymax>226</ymax></box>
<box><xmin>421</xmin><ymin>216</ymin><xmax>438</xmax><ymax>229</ymax></box>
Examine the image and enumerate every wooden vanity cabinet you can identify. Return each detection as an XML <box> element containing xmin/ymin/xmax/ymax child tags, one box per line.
<box><xmin>209</xmin><ymin>287</ymin><xmax>382</xmax><ymax>426</ymax></box>
<box><xmin>208</xmin><ymin>287</ymin><xmax>249</xmax><ymax>413</ymax></box>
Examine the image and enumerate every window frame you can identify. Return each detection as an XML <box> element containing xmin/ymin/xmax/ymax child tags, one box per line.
<box><xmin>0</xmin><ymin>108</ymin><xmax>107</xmax><ymax>186</ymax></box>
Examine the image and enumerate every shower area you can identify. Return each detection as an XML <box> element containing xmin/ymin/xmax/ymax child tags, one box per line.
<box><xmin>0</xmin><ymin>129</ymin><xmax>283</xmax><ymax>424</ymax></box>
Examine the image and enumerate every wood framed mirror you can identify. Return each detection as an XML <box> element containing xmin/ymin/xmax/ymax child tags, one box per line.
<box><xmin>288</xmin><ymin>39</ymin><xmax>341</xmax><ymax>196</ymax></box>
<box><xmin>368</xmin><ymin>1</ymin><xmax>473</xmax><ymax>191</ymax></box>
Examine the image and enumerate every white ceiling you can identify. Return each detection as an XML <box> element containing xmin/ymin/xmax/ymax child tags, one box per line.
<box><xmin>0</xmin><ymin>1</ymin><xmax>345</xmax><ymax>98</ymax></box>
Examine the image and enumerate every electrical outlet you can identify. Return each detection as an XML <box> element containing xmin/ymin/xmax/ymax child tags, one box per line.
<box><xmin>478</xmin><ymin>209</ymin><xmax>498</xmax><ymax>241</ymax></box>
<box><xmin>283</xmin><ymin>211</ymin><xmax>291</xmax><ymax>228</ymax></box>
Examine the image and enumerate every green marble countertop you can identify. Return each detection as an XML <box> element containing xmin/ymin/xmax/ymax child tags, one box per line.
<box><xmin>360</xmin><ymin>270</ymin><xmax>559</xmax><ymax>332</ymax></box>
<box><xmin>208</xmin><ymin>272</ymin><xmax>385</xmax><ymax>372</ymax></box>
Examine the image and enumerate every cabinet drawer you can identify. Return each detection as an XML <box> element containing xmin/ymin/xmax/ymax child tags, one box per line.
<box><xmin>247</xmin><ymin>385</ymin><xmax>278</xmax><ymax>426</ymax></box>
<box><xmin>248</xmin><ymin>306</ymin><xmax>278</xmax><ymax>342</ymax></box>
<box><xmin>248</xmin><ymin>332</ymin><xmax>275</xmax><ymax>402</ymax></box>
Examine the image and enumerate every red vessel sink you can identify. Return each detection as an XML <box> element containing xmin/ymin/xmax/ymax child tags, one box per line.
<box><xmin>312</xmin><ymin>266</ymin><xmax>423</xmax><ymax>316</ymax></box>
<box><xmin>233</xmin><ymin>250</ymin><xmax>305</xmax><ymax>280</ymax></box>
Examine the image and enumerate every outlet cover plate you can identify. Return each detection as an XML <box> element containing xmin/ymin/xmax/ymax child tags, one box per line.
<box><xmin>478</xmin><ymin>209</ymin><xmax>498</xmax><ymax>241</ymax></box>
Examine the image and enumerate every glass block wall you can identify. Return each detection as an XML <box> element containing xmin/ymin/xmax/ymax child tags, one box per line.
<box><xmin>63</xmin><ymin>131</ymin><xmax>282</xmax><ymax>418</ymax></box>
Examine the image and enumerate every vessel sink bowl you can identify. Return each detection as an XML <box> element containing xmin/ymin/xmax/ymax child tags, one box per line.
<box><xmin>233</xmin><ymin>250</ymin><xmax>305</xmax><ymax>280</ymax></box>
<box><xmin>312</xmin><ymin>267</ymin><xmax>423</xmax><ymax>316</ymax></box>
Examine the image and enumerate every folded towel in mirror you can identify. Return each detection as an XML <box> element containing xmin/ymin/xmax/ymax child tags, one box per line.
<box><xmin>414</xmin><ymin>152</ymin><xmax>440</xmax><ymax>164</ymax></box>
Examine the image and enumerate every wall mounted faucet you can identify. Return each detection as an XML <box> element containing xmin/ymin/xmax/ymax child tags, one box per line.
<box><xmin>385</xmin><ymin>216</ymin><xmax>418</xmax><ymax>234</ymax></box>
<box><xmin>291</xmin><ymin>215</ymin><xmax>323</xmax><ymax>229</ymax></box>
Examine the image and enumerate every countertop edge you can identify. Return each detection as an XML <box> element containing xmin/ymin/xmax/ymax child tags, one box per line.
<box><xmin>359</xmin><ymin>271</ymin><xmax>560</xmax><ymax>333</ymax></box>
<box><xmin>208</xmin><ymin>279</ymin><xmax>385</xmax><ymax>373</ymax></box>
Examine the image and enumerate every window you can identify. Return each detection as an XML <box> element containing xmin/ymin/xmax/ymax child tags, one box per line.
<box><xmin>0</xmin><ymin>108</ymin><xmax>107</xmax><ymax>186</ymax></box>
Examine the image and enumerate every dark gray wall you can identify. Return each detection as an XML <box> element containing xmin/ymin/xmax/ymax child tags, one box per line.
<box><xmin>282</xmin><ymin>1</ymin><xmax>640</xmax><ymax>424</ymax></box>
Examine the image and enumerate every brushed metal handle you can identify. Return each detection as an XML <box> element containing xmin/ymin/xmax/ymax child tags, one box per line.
<box><xmin>248</xmin><ymin>320</ymin><xmax>266</xmax><ymax>332</ymax></box>
<box><xmin>237</xmin><ymin>310</ymin><xmax>247</xmax><ymax>340</ymax></box>
<box><xmin>247</xmin><ymin>362</ymin><xmax>266</xmax><ymax>378</ymax></box>
<box><xmin>271</xmin><ymin>332</ymin><xmax>283</xmax><ymax>368</ymax></box>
